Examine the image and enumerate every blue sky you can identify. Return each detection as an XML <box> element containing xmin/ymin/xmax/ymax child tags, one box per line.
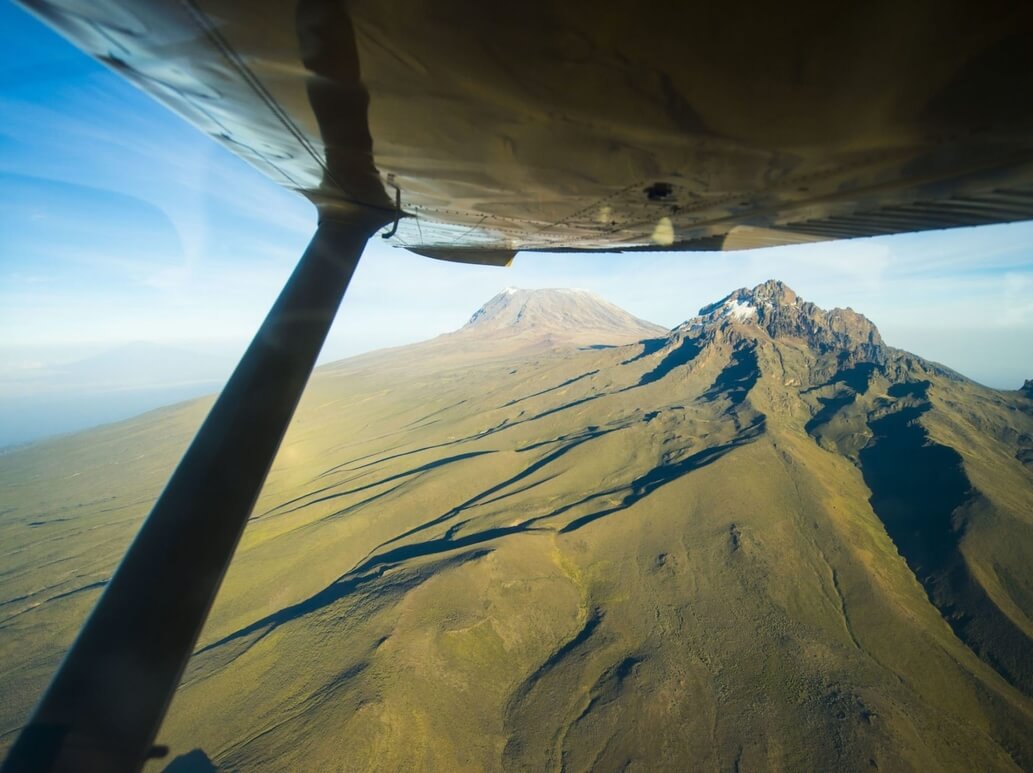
<box><xmin>2</xmin><ymin>1</ymin><xmax>1032</xmax><ymax>400</ymax></box>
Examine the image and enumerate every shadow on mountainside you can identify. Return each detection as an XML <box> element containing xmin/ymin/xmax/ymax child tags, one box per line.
<box><xmin>262</xmin><ymin>451</ymin><xmax>496</xmax><ymax>518</ymax></box>
<box><xmin>560</xmin><ymin>415</ymin><xmax>765</xmax><ymax>533</ymax></box>
<box><xmin>163</xmin><ymin>749</ymin><xmax>218</xmax><ymax>772</ymax></box>
<box><xmin>189</xmin><ymin>548</ymin><xmax>494</xmax><ymax>677</ymax></box>
<box><xmin>197</xmin><ymin>417</ymin><xmax>765</xmax><ymax>671</ymax></box>
<box><xmin>636</xmin><ymin>337</ymin><xmax>703</xmax><ymax>385</ymax></box>
<box><xmin>193</xmin><ymin>420</ymin><xmax>759</xmax><ymax>673</ymax></box>
<box><xmin>804</xmin><ymin>363</ymin><xmax>880</xmax><ymax>436</ymax></box>
<box><xmin>702</xmin><ymin>344</ymin><xmax>759</xmax><ymax>409</ymax></box>
<box><xmin>621</xmin><ymin>337</ymin><xmax>668</xmax><ymax>365</ymax></box>
<box><xmin>503</xmin><ymin>370</ymin><xmax>600</xmax><ymax>407</ymax></box>
<box><xmin>825</xmin><ymin>380</ymin><xmax>1033</xmax><ymax>696</ymax></box>
<box><xmin>197</xmin><ymin>327</ymin><xmax>771</xmax><ymax>674</ymax></box>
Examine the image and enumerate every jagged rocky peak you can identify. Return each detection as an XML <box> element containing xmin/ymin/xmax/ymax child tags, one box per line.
<box><xmin>461</xmin><ymin>287</ymin><xmax>666</xmax><ymax>343</ymax></box>
<box><xmin>697</xmin><ymin>279</ymin><xmax>799</xmax><ymax>317</ymax></box>
<box><xmin>1022</xmin><ymin>379</ymin><xmax>1033</xmax><ymax>397</ymax></box>
<box><xmin>684</xmin><ymin>279</ymin><xmax>884</xmax><ymax>356</ymax></box>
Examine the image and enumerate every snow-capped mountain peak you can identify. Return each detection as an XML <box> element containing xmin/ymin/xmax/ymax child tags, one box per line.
<box><xmin>459</xmin><ymin>288</ymin><xmax>667</xmax><ymax>345</ymax></box>
<box><xmin>675</xmin><ymin>280</ymin><xmax>883</xmax><ymax>357</ymax></box>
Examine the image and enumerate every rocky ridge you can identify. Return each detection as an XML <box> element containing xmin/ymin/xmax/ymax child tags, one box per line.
<box><xmin>689</xmin><ymin>279</ymin><xmax>883</xmax><ymax>355</ymax></box>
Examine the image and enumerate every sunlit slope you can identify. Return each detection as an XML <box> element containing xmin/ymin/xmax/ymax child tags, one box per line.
<box><xmin>1</xmin><ymin>284</ymin><xmax>1031</xmax><ymax>771</ymax></box>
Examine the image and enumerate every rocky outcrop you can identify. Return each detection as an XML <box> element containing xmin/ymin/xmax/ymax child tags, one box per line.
<box><xmin>676</xmin><ymin>279</ymin><xmax>885</xmax><ymax>364</ymax></box>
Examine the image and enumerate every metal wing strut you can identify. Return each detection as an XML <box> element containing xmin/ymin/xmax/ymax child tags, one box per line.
<box><xmin>2</xmin><ymin>212</ymin><xmax>387</xmax><ymax>773</ymax></box>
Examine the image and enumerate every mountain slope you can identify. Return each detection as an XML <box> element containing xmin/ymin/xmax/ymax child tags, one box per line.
<box><xmin>458</xmin><ymin>287</ymin><xmax>666</xmax><ymax>343</ymax></box>
<box><xmin>0</xmin><ymin>283</ymin><xmax>1031</xmax><ymax>771</ymax></box>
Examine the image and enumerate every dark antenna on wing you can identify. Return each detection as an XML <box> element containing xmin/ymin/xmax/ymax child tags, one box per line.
<box><xmin>381</xmin><ymin>176</ymin><xmax>402</xmax><ymax>239</ymax></box>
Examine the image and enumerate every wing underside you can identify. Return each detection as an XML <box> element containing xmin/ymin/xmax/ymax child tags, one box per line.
<box><xmin>18</xmin><ymin>0</ymin><xmax>1033</xmax><ymax>262</ymax></box>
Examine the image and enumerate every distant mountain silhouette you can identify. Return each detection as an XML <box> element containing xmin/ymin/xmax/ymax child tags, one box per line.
<box><xmin>0</xmin><ymin>342</ymin><xmax>233</xmax><ymax>446</ymax></box>
<box><xmin>455</xmin><ymin>287</ymin><xmax>666</xmax><ymax>345</ymax></box>
<box><xmin>52</xmin><ymin>342</ymin><xmax>231</xmax><ymax>390</ymax></box>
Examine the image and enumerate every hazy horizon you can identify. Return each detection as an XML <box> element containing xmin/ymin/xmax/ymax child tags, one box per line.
<box><xmin>1</xmin><ymin>276</ymin><xmax>1029</xmax><ymax>448</ymax></box>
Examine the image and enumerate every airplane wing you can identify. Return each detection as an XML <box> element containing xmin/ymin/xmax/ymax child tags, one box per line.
<box><xmin>17</xmin><ymin>0</ymin><xmax>1033</xmax><ymax>263</ymax></box>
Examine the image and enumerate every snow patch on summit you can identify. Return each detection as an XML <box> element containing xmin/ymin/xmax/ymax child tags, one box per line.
<box><xmin>686</xmin><ymin>296</ymin><xmax>758</xmax><ymax>326</ymax></box>
<box><xmin>726</xmin><ymin>299</ymin><xmax>758</xmax><ymax>321</ymax></box>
